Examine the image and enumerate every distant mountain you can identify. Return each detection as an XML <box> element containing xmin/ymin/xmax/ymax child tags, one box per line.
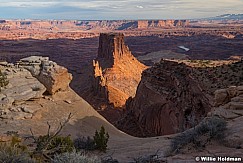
<box><xmin>205</xmin><ymin>14</ymin><xmax>243</xmax><ymax>20</ymax></box>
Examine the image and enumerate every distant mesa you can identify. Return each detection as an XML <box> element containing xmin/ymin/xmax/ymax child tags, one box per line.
<box><xmin>92</xmin><ymin>33</ymin><xmax>147</xmax><ymax>108</ymax></box>
<box><xmin>137</xmin><ymin>20</ymin><xmax>189</xmax><ymax>29</ymax></box>
<box><xmin>0</xmin><ymin>19</ymin><xmax>190</xmax><ymax>32</ymax></box>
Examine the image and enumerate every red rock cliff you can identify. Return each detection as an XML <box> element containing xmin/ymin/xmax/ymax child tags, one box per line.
<box><xmin>117</xmin><ymin>60</ymin><xmax>211</xmax><ymax>137</ymax></box>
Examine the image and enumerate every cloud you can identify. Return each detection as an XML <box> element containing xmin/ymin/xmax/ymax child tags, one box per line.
<box><xmin>136</xmin><ymin>5</ymin><xmax>144</xmax><ymax>9</ymax></box>
<box><xmin>0</xmin><ymin>0</ymin><xmax>242</xmax><ymax>19</ymax></box>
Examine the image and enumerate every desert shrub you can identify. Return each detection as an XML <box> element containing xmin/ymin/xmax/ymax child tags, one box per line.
<box><xmin>51</xmin><ymin>151</ymin><xmax>101</xmax><ymax>163</ymax></box>
<box><xmin>0</xmin><ymin>70</ymin><xmax>9</xmax><ymax>91</ymax></box>
<box><xmin>28</xmin><ymin>113</ymin><xmax>74</xmax><ymax>161</ymax></box>
<box><xmin>0</xmin><ymin>136</ymin><xmax>34</xmax><ymax>163</ymax></box>
<box><xmin>132</xmin><ymin>150</ymin><xmax>160</xmax><ymax>163</ymax></box>
<box><xmin>93</xmin><ymin>126</ymin><xmax>109</xmax><ymax>152</ymax></box>
<box><xmin>170</xmin><ymin>116</ymin><xmax>227</xmax><ymax>154</ymax></box>
<box><xmin>35</xmin><ymin>135</ymin><xmax>74</xmax><ymax>155</ymax></box>
<box><xmin>197</xmin><ymin>116</ymin><xmax>226</xmax><ymax>140</ymax></box>
<box><xmin>4</xmin><ymin>131</ymin><xmax>28</xmax><ymax>152</ymax></box>
<box><xmin>74</xmin><ymin>136</ymin><xmax>96</xmax><ymax>151</ymax></box>
<box><xmin>132</xmin><ymin>156</ymin><xmax>160</xmax><ymax>163</ymax></box>
<box><xmin>101</xmin><ymin>155</ymin><xmax>119</xmax><ymax>163</ymax></box>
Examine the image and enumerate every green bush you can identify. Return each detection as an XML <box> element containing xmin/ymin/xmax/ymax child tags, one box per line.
<box><xmin>0</xmin><ymin>70</ymin><xmax>9</xmax><ymax>91</ymax></box>
<box><xmin>74</xmin><ymin>136</ymin><xmax>96</xmax><ymax>151</ymax></box>
<box><xmin>170</xmin><ymin>116</ymin><xmax>227</xmax><ymax>154</ymax></box>
<box><xmin>29</xmin><ymin>113</ymin><xmax>73</xmax><ymax>161</ymax></box>
<box><xmin>93</xmin><ymin>126</ymin><xmax>109</xmax><ymax>152</ymax></box>
<box><xmin>36</xmin><ymin>135</ymin><xmax>74</xmax><ymax>155</ymax></box>
<box><xmin>52</xmin><ymin>151</ymin><xmax>101</xmax><ymax>163</ymax></box>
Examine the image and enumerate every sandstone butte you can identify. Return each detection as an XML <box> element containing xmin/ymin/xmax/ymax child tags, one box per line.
<box><xmin>0</xmin><ymin>56</ymin><xmax>243</xmax><ymax>162</ymax></box>
<box><xmin>92</xmin><ymin>33</ymin><xmax>147</xmax><ymax>108</ymax></box>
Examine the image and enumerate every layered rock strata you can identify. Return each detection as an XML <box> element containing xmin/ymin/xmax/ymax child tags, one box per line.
<box><xmin>137</xmin><ymin>20</ymin><xmax>189</xmax><ymax>29</ymax></box>
<box><xmin>0</xmin><ymin>57</ymin><xmax>72</xmax><ymax>120</ymax></box>
<box><xmin>0</xmin><ymin>62</ymin><xmax>46</xmax><ymax>119</ymax></box>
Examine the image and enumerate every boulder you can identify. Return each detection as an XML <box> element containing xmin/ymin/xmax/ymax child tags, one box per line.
<box><xmin>210</xmin><ymin>86</ymin><xmax>243</xmax><ymax>119</ymax></box>
<box><xmin>38</xmin><ymin>65</ymin><xmax>72</xmax><ymax>94</ymax></box>
<box><xmin>0</xmin><ymin>96</ymin><xmax>14</xmax><ymax>110</ymax></box>
<box><xmin>214</xmin><ymin>89</ymin><xmax>228</xmax><ymax>106</ymax></box>
<box><xmin>227</xmin><ymin>86</ymin><xmax>237</xmax><ymax>98</ymax></box>
<box><xmin>18</xmin><ymin>56</ymin><xmax>72</xmax><ymax>94</ymax></box>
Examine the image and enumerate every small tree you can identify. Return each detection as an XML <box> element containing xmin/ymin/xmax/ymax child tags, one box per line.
<box><xmin>0</xmin><ymin>70</ymin><xmax>9</xmax><ymax>91</ymax></box>
<box><xmin>28</xmin><ymin>113</ymin><xmax>74</xmax><ymax>161</ymax></box>
<box><xmin>93</xmin><ymin>126</ymin><xmax>109</xmax><ymax>152</ymax></box>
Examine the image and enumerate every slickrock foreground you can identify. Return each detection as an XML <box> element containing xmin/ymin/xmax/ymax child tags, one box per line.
<box><xmin>0</xmin><ymin>62</ymin><xmax>45</xmax><ymax>120</ymax></box>
<box><xmin>92</xmin><ymin>33</ymin><xmax>147</xmax><ymax>108</ymax></box>
<box><xmin>0</xmin><ymin>56</ymin><xmax>72</xmax><ymax>120</ymax></box>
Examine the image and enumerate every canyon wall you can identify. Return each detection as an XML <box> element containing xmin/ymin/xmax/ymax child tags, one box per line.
<box><xmin>117</xmin><ymin>60</ymin><xmax>211</xmax><ymax>137</ymax></box>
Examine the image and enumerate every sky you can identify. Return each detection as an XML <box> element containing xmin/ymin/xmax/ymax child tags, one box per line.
<box><xmin>0</xmin><ymin>0</ymin><xmax>242</xmax><ymax>20</ymax></box>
